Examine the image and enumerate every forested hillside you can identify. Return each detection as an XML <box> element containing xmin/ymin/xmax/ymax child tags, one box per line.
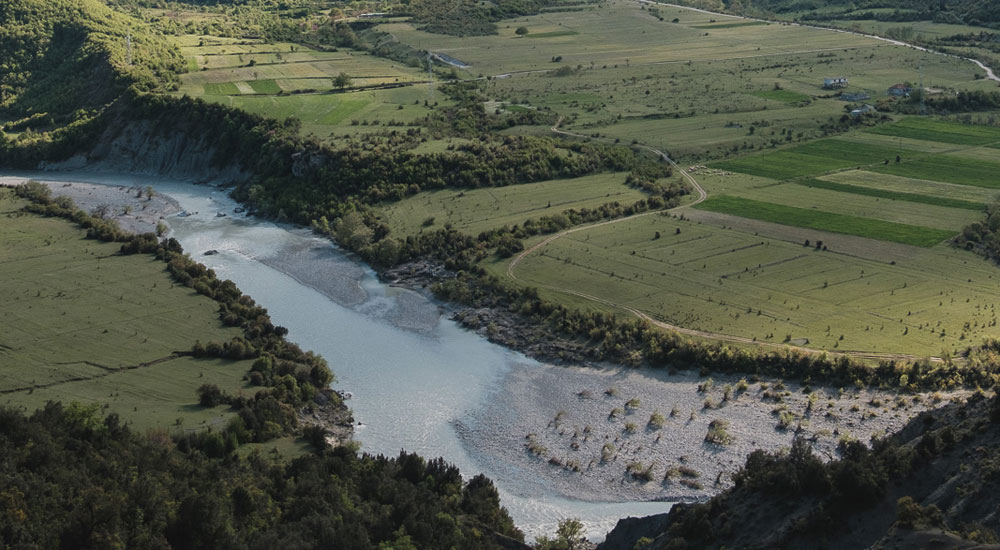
<box><xmin>0</xmin><ymin>0</ymin><xmax>182</xmax><ymax>126</ymax></box>
<box><xmin>0</xmin><ymin>403</ymin><xmax>525</xmax><ymax>550</ymax></box>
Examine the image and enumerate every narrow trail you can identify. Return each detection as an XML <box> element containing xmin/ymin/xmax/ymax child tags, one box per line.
<box><xmin>505</xmin><ymin>118</ymin><xmax>945</xmax><ymax>363</ymax></box>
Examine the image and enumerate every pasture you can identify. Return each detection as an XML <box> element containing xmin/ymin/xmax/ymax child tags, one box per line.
<box><xmin>0</xmin><ymin>191</ymin><xmax>255</xmax><ymax>432</ymax></box>
<box><xmin>378</xmin><ymin>172</ymin><xmax>654</xmax><ymax>235</ymax></box>
<box><xmin>499</xmin><ymin>212</ymin><xmax>1000</xmax><ymax>357</ymax></box>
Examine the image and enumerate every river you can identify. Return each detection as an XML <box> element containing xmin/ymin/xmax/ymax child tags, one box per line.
<box><xmin>10</xmin><ymin>171</ymin><xmax>670</xmax><ymax>542</ymax></box>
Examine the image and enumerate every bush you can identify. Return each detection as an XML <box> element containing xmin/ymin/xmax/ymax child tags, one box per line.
<box><xmin>196</xmin><ymin>384</ymin><xmax>228</xmax><ymax>407</ymax></box>
<box><xmin>705</xmin><ymin>419</ymin><xmax>733</xmax><ymax>445</ymax></box>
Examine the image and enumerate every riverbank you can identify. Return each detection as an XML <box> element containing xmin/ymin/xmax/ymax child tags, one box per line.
<box><xmin>0</xmin><ymin>176</ymin><xmax>180</xmax><ymax>234</ymax></box>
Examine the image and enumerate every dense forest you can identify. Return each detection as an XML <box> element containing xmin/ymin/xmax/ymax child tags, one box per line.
<box><xmin>0</xmin><ymin>402</ymin><xmax>525</xmax><ymax>550</ymax></box>
<box><xmin>0</xmin><ymin>0</ymin><xmax>182</xmax><ymax>125</ymax></box>
<box><xmin>601</xmin><ymin>390</ymin><xmax>1000</xmax><ymax>549</ymax></box>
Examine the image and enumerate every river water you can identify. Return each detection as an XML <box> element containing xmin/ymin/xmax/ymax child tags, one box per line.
<box><xmin>10</xmin><ymin>172</ymin><xmax>670</xmax><ymax>541</ymax></box>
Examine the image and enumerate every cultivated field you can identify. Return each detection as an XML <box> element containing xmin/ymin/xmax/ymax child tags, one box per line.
<box><xmin>175</xmin><ymin>35</ymin><xmax>440</xmax><ymax>141</ymax></box>
<box><xmin>501</xmin><ymin>210</ymin><xmax>1000</xmax><ymax>357</ymax></box>
<box><xmin>368</xmin><ymin>0</ymin><xmax>1000</xmax><ymax>358</ymax></box>
<box><xmin>0</xmin><ymin>191</ymin><xmax>255</xmax><ymax>431</ymax></box>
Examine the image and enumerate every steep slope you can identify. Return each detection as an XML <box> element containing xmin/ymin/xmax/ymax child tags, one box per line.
<box><xmin>0</xmin><ymin>0</ymin><xmax>182</xmax><ymax>125</ymax></box>
<box><xmin>602</xmin><ymin>391</ymin><xmax>1000</xmax><ymax>549</ymax></box>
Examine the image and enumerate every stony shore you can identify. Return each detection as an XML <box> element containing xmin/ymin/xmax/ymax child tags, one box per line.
<box><xmin>1</xmin><ymin>176</ymin><xmax>182</xmax><ymax>234</ymax></box>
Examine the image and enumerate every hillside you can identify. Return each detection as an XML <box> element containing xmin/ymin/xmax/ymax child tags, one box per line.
<box><xmin>0</xmin><ymin>403</ymin><xmax>526</xmax><ymax>550</ymax></box>
<box><xmin>601</xmin><ymin>390</ymin><xmax>1000</xmax><ymax>549</ymax></box>
<box><xmin>0</xmin><ymin>0</ymin><xmax>182</xmax><ymax>127</ymax></box>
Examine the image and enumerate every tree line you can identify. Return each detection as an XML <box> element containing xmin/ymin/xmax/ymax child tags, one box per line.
<box><xmin>0</xmin><ymin>402</ymin><xmax>525</xmax><ymax>549</ymax></box>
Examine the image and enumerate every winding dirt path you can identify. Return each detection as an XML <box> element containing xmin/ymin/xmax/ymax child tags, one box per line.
<box><xmin>505</xmin><ymin>119</ymin><xmax>945</xmax><ymax>363</ymax></box>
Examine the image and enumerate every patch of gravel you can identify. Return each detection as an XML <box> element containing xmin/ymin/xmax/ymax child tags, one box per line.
<box><xmin>1</xmin><ymin>177</ymin><xmax>179</xmax><ymax>235</ymax></box>
<box><xmin>458</xmin><ymin>362</ymin><xmax>962</xmax><ymax>503</ymax></box>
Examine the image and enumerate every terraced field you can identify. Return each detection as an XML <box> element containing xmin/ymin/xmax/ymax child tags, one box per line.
<box><xmin>175</xmin><ymin>35</ymin><xmax>438</xmax><ymax>140</ymax></box>
<box><xmin>0</xmin><ymin>190</ymin><xmax>255</xmax><ymax>431</ymax></box>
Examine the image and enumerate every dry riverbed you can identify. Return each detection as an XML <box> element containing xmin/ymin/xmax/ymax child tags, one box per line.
<box><xmin>458</xmin><ymin>363</ymin><xmax>963</xmax><ymax>503</ymax></box>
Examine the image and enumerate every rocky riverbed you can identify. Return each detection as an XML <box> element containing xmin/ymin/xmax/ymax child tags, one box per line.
<box><xmin>459</xmin><ymin>362</ymin><xmax>963</xmax><ymax>503</ymax></box>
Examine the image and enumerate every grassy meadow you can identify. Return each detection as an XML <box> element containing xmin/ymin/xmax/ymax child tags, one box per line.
<box><xmin>497</xmin><ymin>211</ymin><xmax>1000</xmax><ymax>357</ymax></box>
<box><xmin>378</xmin><ymin>172</ymin><xmax>655</xmax><ymax>235</ymax></box>
<box><xmin>0</xmin><ymin>190</ymin><xmax>256</xmax><ymax>432</ymax></box>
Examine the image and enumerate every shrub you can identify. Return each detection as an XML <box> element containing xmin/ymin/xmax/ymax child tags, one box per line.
<box><xmin>648</xmin><ymin>411</ymin><xmax>665</xmax><ymax>429</ymax></box>
<box><xmin>705</xmin><ymin>419</ymin><xmax>733</xmax><ymax>445</ymax></box>
<box><xmin>196</xmin><ymin>384</ymin><xmax>228</xmax><ymax>407</ymax></box>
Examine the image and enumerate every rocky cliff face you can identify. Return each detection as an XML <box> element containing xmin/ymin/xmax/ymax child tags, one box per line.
<box><xmin>39</xmin><ymin>119</ymin><xmax>250</xmax><ymax>184</ymax></box>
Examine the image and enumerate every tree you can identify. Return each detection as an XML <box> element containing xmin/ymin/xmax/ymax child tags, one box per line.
<box><xmin>536</xmin><ymin>518</ymin><xmax>587</xmax><ymax>550</ymax></box>
<box><xmin>92</xmin><ymin>203</ymin><xmax>111</xmax><ymax>219</ymax></box>
<box><xmin>515</xmin><ymin>26</ymin><xmax>529</xmax><ymax>36</ymax></box>
<box><xmin>145</xmin><ymin>185</ymin><xmax>155</xmax><ymax>201</ymax></box>
<box><xmin>334</xmin><ymin>72</ymin><xmax>352</xmax><ymax>90</ymax></box>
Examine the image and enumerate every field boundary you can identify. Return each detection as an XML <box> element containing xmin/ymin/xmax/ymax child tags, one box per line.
<box><xmin>503</xmin><ymin>119</ymin><xmax>945</xmax><ymax>362</ymax></box>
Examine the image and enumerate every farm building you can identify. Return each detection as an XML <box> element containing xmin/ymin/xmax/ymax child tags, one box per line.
<box><xmin>888</xmin><ymin>84</ymin><xmax>912</xmax><ymax>97</ymax></box>
<box><xmin>840</xmin><ymin>92</ymin><xmax>870</xmax><ymax>101</ymax></box>
<box><xmin>823</xmin><ymin>77</ymin><xmax>848</xmax><ymax>89</ymax></box>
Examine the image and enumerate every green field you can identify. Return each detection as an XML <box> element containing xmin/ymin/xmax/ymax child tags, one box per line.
<box><xmin>379</xmin><ymin>172</ymin><xmax>654</xmax><ymax>235</ymax></box>
<box><xmin>526</xmin><ymin>30</ymin><xmax>580</xmax><ymax>38</ymax></box>
<box><xmin>870</xmin><ymin>154</ymin><xmax>1000</xmax><ymax>189</ymax></box>
<box><xmin>794</xmin><ymin>178</ymin><xmax>985</xmax><ymax>210</ymax></box>
<box><xmin>0</xmin><ymin>191</ymin><xmax>255</xmax><ymax>432</ymax></box>
<box><xmin>692</xmin><ymin>21</ymin><xmax>771</xmax><ymax>29</ymax></box>
<box><xmin>749</xmin><ymin>88</ymin><xmax>812</xmax><ymax>103</ymax></box>
<box><xmin>360</xmin><ymin>0</ymin><xmax>1000</xmax><ymax>357</ymax></box>
<box><xmin>694</xmin><ymin>195</ymin><xmax>955</xmax><ymax>247</ymax></box>
<box><xmin>866</xmin><ymin>117</ymin><xmax>1000</xmax><ymax>146</ymax></box>
<box><xmin>715</xmin><ymin>138</ymin><xmax>922</xmax><ymax>180</ymax></box>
